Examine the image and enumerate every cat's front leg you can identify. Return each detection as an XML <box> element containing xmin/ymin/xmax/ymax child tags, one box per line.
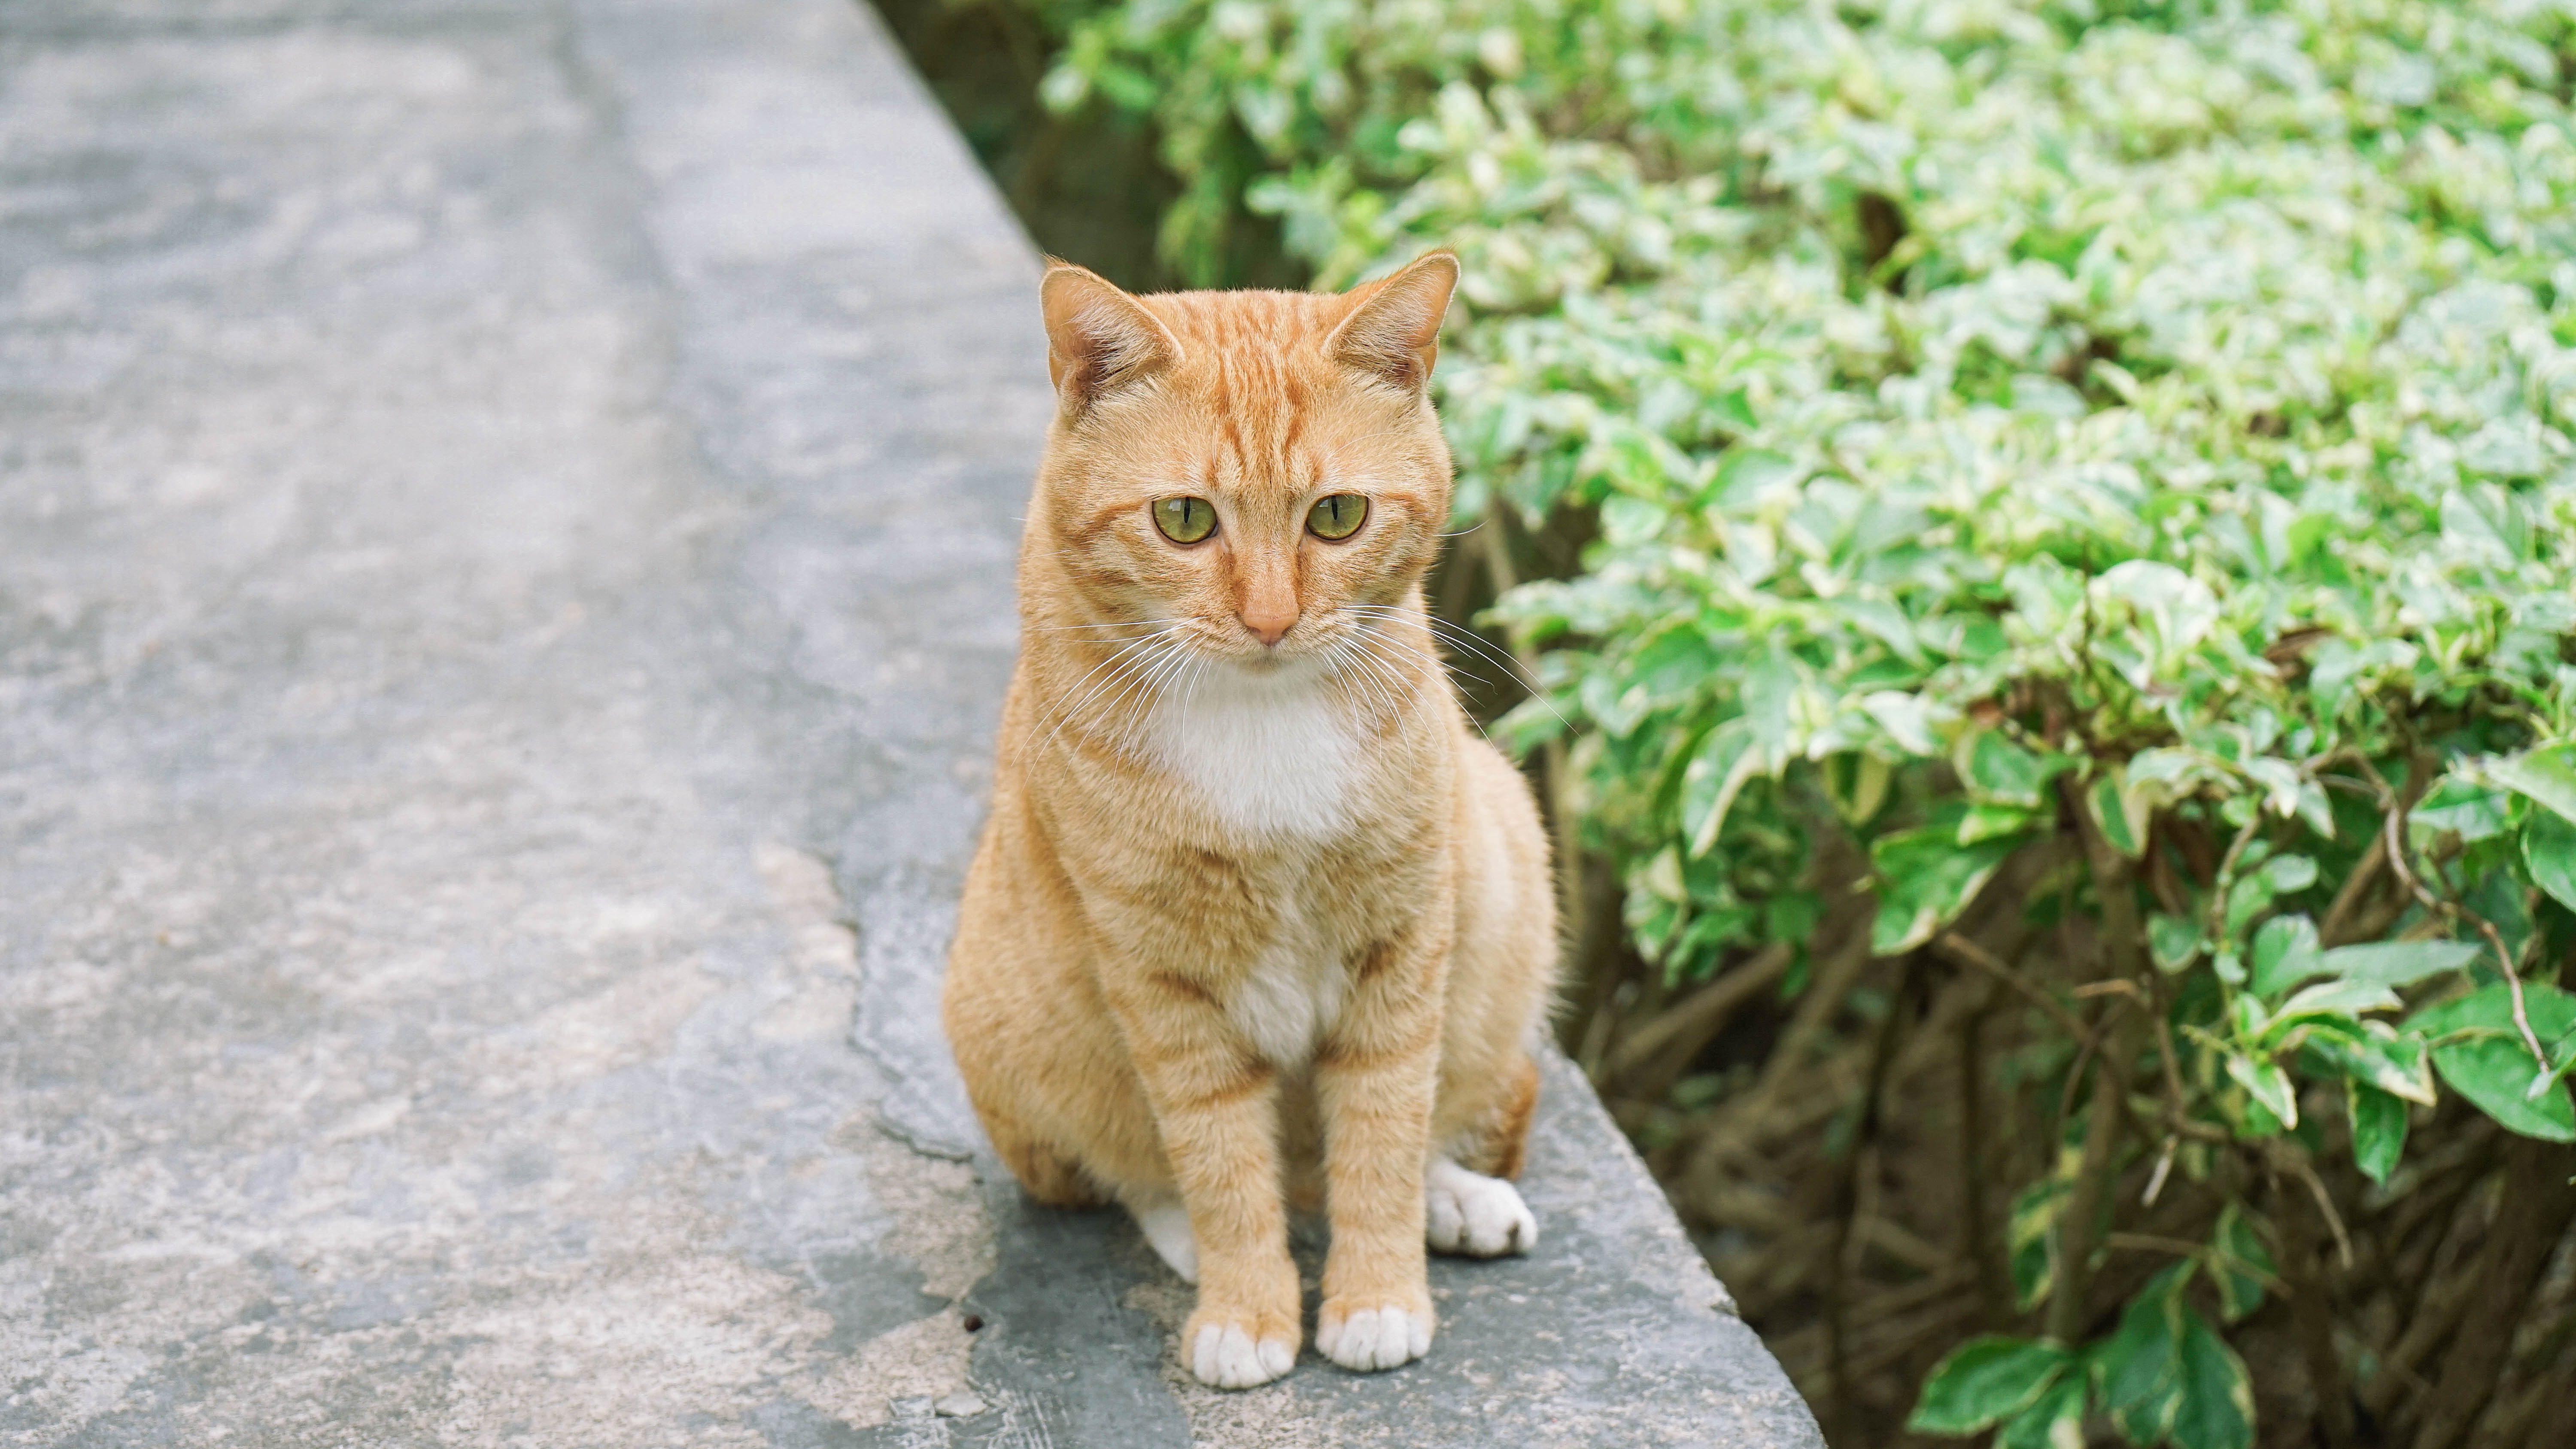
<box><xmin>1107</xmin><ymin>971</ymin><xmax>1301</xmax><ymax>1389</ymax></box>
<box><xmin>1312</xmin><ymin>922</ymin><xmax>1450</xmax><ymax>1373</ymax></box>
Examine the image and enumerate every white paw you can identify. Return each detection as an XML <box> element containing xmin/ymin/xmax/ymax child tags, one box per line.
<box><xmin>1190</xmin><ymin>1321</ymin><xmax>1295</xmax><ymax>1389</ymax></box>
<box><xmin>1425</xmin><ymin>1158</ymin><xmax>1537</xmax><ymax>1257</ymax></box>
<box><xmin>1317</xmin><ymin>1302</ymin><xmax>1432</xmax><ymax>1373</ymax></box>
<box><xmin>1131</xmin><ymin>1201</ymin><xmax>1198</xmax><ymax>1283</ymax></box>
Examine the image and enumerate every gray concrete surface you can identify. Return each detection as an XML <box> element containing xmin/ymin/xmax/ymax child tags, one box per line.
<box><xmin>0</xmin><ymin>1</ymin><xmax>1827</xmax><ymax>1444</ymax></box>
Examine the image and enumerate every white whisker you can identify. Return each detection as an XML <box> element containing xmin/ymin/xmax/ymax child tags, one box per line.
<box><xmin>1344</xmin><ymin>604</ymin><xmax>1573</xmax><ymax>733</ymax></box>
<box><xmin>1028</xmin><ymin>615</ymin><xmax>1191</xmax><ymax>634</ymax></box>
<box><xmin>1097</xmin><ymin>635</ymin><xmax>1198</xmax><ymax>754</ymax></box>
<box><xmin>1327</xmin><ymin>636</ymin><xmax>1399</xmax><ymax>727</ymax></box>
<box><xmin>1353</xmin><ymin>646</ymin><xmax>1414</xmax><ymax>730</ymax></box>
<box><xmin>1338</xmin><ymin>607</ymin><xmax>1492</xmax><ymax>695</ymax></box>
<box><xmin>1037</xmin><ymin>632</ymin><xmax>1172</xmax><ymax>758</ymax></box>
<box><xmin>1358</xmin><ymin>619</ymin><xmax>1488</xmax><ymax>692</ymax></box>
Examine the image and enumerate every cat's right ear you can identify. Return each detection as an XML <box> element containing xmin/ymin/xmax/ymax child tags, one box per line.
<box><xmin>1041</xmin><ymin>261</ymin><xmax>1181</xmax><ymax>416</ymax></box>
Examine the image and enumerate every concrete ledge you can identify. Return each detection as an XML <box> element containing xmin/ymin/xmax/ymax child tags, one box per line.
<box><xmin>0</xmin><ymin>0</ymin><xmax>1824</xmax><ymax>1443</ymax></box>
<box><xmin>958</xmin><ymin>1047</ymin><xmax>1819</xmax><ymax>1447</ymax></box>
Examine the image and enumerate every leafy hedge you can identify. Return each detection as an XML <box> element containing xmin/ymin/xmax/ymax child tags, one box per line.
<box><xmin>980</xmin><ymin>0</ymin><xmax>2576</xmax><ymax>1443</ymax></box>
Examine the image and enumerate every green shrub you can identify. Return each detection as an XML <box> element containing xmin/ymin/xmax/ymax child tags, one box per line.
<box><xmin>988</xmin><ymin>0</ymin><xmax>2576</xmax><ymax>1442</ymax></box>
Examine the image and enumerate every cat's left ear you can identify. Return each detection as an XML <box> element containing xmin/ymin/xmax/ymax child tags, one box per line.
<box><xmin>1324</xmin><ymin>250</ymin><xmax>1459</xmax><ymax>395</ymax></box>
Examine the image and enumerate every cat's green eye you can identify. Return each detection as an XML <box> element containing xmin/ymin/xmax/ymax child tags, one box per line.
<box><xmin>1307</xmin><ymin>493</ymin><xmax>1368</xmax><ymax>541</ymax></box>
<box><xmin>1153</xmin><ymin>496</ymin><xmax>1216</xmax><ymax>544</ymax></box>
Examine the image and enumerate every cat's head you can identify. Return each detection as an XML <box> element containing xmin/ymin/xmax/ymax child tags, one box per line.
<box><xmin>1026</xmin><ymin>253</ymin><xmax>1459</xmax><ymax>673</ymax></box>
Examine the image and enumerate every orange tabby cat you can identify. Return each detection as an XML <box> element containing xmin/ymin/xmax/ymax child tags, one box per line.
<box><xmin>941</xmin><ymin>251</ymin><xmax>1558</xmax><ymax>1390</ymax></box>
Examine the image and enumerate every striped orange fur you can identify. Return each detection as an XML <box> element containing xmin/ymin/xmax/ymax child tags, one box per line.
<box><xmin>941</xmin><ymin>252</ymin><xmax>1558</xmax><ymax>1389</ymax></box>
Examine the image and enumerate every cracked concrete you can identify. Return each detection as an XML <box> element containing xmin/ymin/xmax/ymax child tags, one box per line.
<box><xmin>0</xmin><ymin>0</ymin><xmax>1824</xmax><ymax>1443</ymax></box>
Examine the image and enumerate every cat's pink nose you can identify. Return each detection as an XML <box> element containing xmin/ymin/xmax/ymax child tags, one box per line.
<box><xmin>1240</xmin><ymin>601</ymin><xmax>1297</xmax><ymax>647</ymax></box>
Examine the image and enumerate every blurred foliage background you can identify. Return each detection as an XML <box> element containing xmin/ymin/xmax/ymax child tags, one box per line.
<box><xmin>872</xmin><ymin>1</ymin><xmax>2576</xmax><ymax>1445</ymax></box>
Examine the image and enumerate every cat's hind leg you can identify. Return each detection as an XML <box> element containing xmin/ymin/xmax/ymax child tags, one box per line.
<box><xmin>962</xmin><ymin>1077</ymin><xmax>1103</xmax><ymax>1209</ymax></box>
<box><xmin>1428</xmin><ymin>1050</ymin><xmax>1539</xmax><ymax>1256</ymax></box>
<box><xmin>1000</xmin><ymin>1134</ymin><xmax>1100</xmax><ymax>1208</ymax></box>
<box><xmin>1455</xmin><ymin>1048</ymin><xmax>1540</xmax><ymax>1180</ymax></box>
<box><xmin>1425</xmin><ymin>1156</ymin><xmax>1537</xmax><ymax>1257</ymax></box>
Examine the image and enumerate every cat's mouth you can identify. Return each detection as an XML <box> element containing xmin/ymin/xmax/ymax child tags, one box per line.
<box><xmin>1236</xmin><ymin>614</ymin><xmax>1376</xmax><ymax>671</ymax></box>
<box><xmin>1208</xmin><ymin>638</ymin><xmax>1317</xmax><ymax>675</ymax></box>
<box><xmin>1172</xmin><ymin>620</ymin><xmax>1343</xmax><ymax>680</ymax></box>
<box><xmin>1150</xmin><ymin>609</ymin><xmax>1392</xmax><ymax>688</ymax></box>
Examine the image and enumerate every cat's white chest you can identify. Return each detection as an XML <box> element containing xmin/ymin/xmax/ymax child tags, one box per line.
<box><xmin>1150</xmin><ymin>665</ymin><xmax>1354</xmax><ymax>838</ymax></box>
<box><xmin>1227</xmin><ymin>894</ymin><xmax>1346</xmax><ymax>1066</ymax></box>
<box><xmin>1153</xmin><ymin>664</ymin><xmax>1358</xmax><ymax>1063</ymax></box>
